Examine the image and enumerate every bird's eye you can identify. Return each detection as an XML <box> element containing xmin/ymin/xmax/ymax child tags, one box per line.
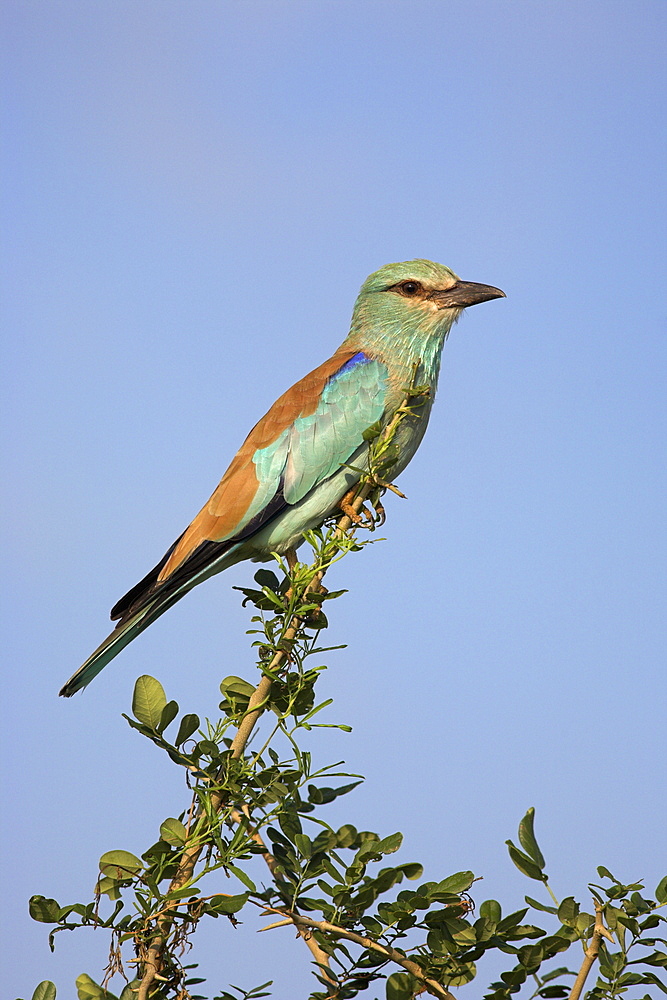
<box><xmin>399</xmin><ymin>280</ymin><xmax>422</xmax><ymax>296</ymax></box>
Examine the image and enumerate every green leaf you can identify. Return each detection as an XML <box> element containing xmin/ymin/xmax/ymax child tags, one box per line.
<box><xmin>99</xmin><ymin>850</ymin><xmax>142</xmax><ymax>879</ymax></box>
<box><xmin>385</xmin><ymin>971</ymin><xmax>417</xmax><ymax>999</ymax></box>
<box><xmin>362</xmin><ymin>419</ymin><xmax>383</xmax><ymax>442</ymax></box>
<box><xmin>167</xmin><ymin>885</ymin><xmax>200</xmax><ymax>900</ymax></box>
<box><xmin>75</xmin><ymin>975</ymin><xmax>115</xmax><ymax>1000</ymax></box>
<box><xmin>437</xmin><ymin>870</ymin><xmax>475</xmax><ymax>894</ymax></box>
<box><xmin>158</xmin><ymin>699</ymin><xmax>179</xmax><ymax>733</ymax></box>
<box><xmin>444</xmin><ymin>963</ymin><xmax>476</xmax><ymax>988</ymax></box>
<box><xmin>175</xmin><ymin>713</ymin><xmax>200</xmax><ymax>745</ymax></box>
<box><xmin>278</xmin><ymin>808</ymin><xmax>302</xmax><ymax>842</ymax></box>
<box><xmin>336</xmin><ymin>824</ymin><xmax>358</xmax><ymax>848</ymax></box>
<box><xmin>295</xmin><ymin>833</ymin><xmax>312</xmax><ymax>858</ymax></box>
<box><xmin>501</xmin><ymin>968</ymin><xmax>528</xmax><ymax>987</ymax></box>
<box><xmin>526</xmin><ymin>894</ymin><xmax>558</xmax><ymax>914</ymax></box>
<box><xmin>254</xmin><ymin>569</ymin><xmax>281</xmax><ymax>590</ymax></box>
<box><xmin>643</xmin><ymin>952</ymin><xmax>667</xmax><ymax>968</ymax></box>
<box><xmin>160</xmin><ymin>817</ymin><xmax>187</xmax><ymax>846</ymax></box>
<box><xmin>507</xmin><ymin>840</ymin><xmax>547</xmax><ymax>881</ymax></box>
<box><xmin>224</xmin><ymin>863</ymin><xmax>257</xmax><ymax>893</ymax></box>
<box><xmin>518</xmin><ymin>943</ymin><xmax>544</xmax><ymax>970</ymax></box>
<box><xmin>220</xmin><ymin>675</ymin><xmax>256</xmax><ymax>710</ymax></box>
<box><xmin>639</xmin><ymin>972</ymin><xmax>667</xmax><ymax>994</ymax></box>
<box><xmin>656</xmin><ymin>876</ymin><xmax>667</xmax><ymax>904</ymax></box>
<box><xmin>518</xmin><ymin>807</ymin><xmax>546</xmax><ymax>869</ymax></box>
<box><xmin>132</xmin><ymin>675</ymin><xmax>167</xmax><ymax>729</ymax></box>
<box><xmin>321</xmin><ymin>588</ymin><xmax>348</xmax><ymax>601</ymax></box>
<box><xmin>97</xmin><ymin>876</ymin><xmax>122</xmax><ymax>900</ymax></box>
<box><xmin>401</xmin><ymin>862</ymin><xmax>423</xmax><ymax>880</ymax></box>
<box><xmin>597</xmin><ymin>865</ymin><xmax>616</xmax><ymax>881</ymax></box>
<box><xmin>557</xmin><ymin>896</ymin><xmax>579</xmax><ymax>926</ymax></box>
<box><xmin>210</xmin><ymin>892</ymin><xmax>249</xmax><ymax>914</ymax></box>
<box><xmin>575</xmin><ymin>912</ymin><xmax>594</xmax><ymax>935</ymax></box>
<box><xmin>497</xmin><ymin>907</ymin><xmax>529</xmax><ymax>932</ymax></box>
<box><xmin>481</xmin><ymin>899</ymin><xmax>502</xmax><ymax>922</ymax></box>
<box><xmin>307</xmin><ymin>780</ymin><xmax>362</xmax><ymax>804</ymax></box>
<box><xmin>376</xmin><ymin>832</ymin><xmax>403</xmax><ymax>855</ymax></box>
<box><xmin>29</xmin><ymin>895</ymin><xmax>61</xmax><ymax>923</ymax></box>
<box><xmin>541</xmin><ymin>967</ymin><xmax>574</xmax><ymax>984</ymax></box>
<box><xmin>31</xmin><ymin>983</ymin><xmax>57</xmax><ymax>1000</ymax></box>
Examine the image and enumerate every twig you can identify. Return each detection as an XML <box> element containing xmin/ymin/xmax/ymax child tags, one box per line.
<box><xmin>258</xmin><ymin>918</ymin><xmax>293</xmax><ymax>931</ymax></box>
<box><xmin>137</xmin><ymin>569</ymin><xmax>335</xmax><ymax>997</ymax></box>
<box><xmin>569</xmin><ymin>899</ymin><xmax>614</xmax><ymax>1000</ymax></box>
<box><xmin>257</xmin><ymin>904</ymin><xmax>456</xmax><ymax>1000</ymax></box>
<box><xmin>231</xmin><ymin>804</ymin><xmax>337</xmax><ymax>986</ymax></box>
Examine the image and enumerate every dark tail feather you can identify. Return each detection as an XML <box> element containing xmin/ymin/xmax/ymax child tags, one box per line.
<box><xmin>60</xmin><ymin>538</ymin><xmax>245</xmax><ymax>697</ymax></box>
<box><xmin>110</xmin><ymin>534</ymin><xmax>184</xmax><ymax>621</ymax></box>
<box><xmin>59</xmin><ymin>587</ymin><xmax>189</xmax><ymax>697</ymax></box>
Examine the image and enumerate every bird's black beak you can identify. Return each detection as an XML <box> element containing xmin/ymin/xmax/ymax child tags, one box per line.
<box><xmin>429</xmin><ymin>280</ymin><xmax>506</xmax><ymax>309</ymax></box>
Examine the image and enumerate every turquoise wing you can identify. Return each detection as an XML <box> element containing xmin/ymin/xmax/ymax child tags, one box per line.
<box><xmin>252</xmin><ymin>353</ymin><xmax>389</xmax><ymax>508</ymax></box>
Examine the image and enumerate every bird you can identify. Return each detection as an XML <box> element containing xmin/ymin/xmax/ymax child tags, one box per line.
<box><xmin>59</xmin><ymin>259</ymin><xmax>504</xmax><ymax>696</ymax></box>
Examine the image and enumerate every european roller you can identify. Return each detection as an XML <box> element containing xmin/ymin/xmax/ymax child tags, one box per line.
<box><xmin>59</xmin><ymin>260</ymin><xmax>504</xmax><ymax>697</ymax></box>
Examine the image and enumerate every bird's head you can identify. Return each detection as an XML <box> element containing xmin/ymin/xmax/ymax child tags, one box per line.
<box><xmin>351</xmin><ymin>259</ymin><xmax>505</xmax><ymax>345</ymax></box>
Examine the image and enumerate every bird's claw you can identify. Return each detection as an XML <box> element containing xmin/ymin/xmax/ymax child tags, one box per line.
<box><xmin>372</xmin><ymin>497</ymin><xmax>386</xmax><ymax>526</ymax></box>
<box><xmin>340</xmin><ymin>487</ymin><xmax>388</xmax><ymax>529</ymax></box>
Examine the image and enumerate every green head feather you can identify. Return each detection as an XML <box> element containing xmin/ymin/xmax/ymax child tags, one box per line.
<box><xmin>346</xmin><ymin>259</ymin><xmax>465</xmax><ymax>387</ymax></box>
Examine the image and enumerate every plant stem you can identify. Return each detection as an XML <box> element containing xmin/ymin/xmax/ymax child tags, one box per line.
<box><xmin>259</xmin><ymin>905</ymin><xmax>457</xmax><ymax>1000</ymax></box>
<box><xmin>137</xmin><ymin>505</ymin><xmax>368</xmax><ymax>998</ymax></box>
<box><xmin>569</xmin><ymin>899</ymin><xmax>614</xmax><ymax>1000</ymax></box>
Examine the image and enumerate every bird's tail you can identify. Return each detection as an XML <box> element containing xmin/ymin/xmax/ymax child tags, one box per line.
<box><xmin>60</xmin><ymin>538</ymin><xmax>248</xmax><ymax>697</ymax></box>
<box><xmin>58</xmin><ymin>589</ymin><xmax>188</xmax><ymax>697</ymax></box>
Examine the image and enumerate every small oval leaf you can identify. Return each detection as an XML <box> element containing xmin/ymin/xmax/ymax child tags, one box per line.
<box><xmin>32</xmin><ymin>984</ymin><xmax>57</xmax><ymax>1000</ymax></box>
<box><xmin>437</xmin><ymin>870</ymin><xmax>476</xmax><ymax>894</ymax></box>
<box><xmin>210</xmin><ymin>892</ymin><xmax>249</xmax><ymax>914</ymax></box>
<box><xmin>75</xmin><ymin>974</ymin><xmax>109</xmax><ymax>1000</ymax></box>
<box><xmin>132</xmin><ymin>675</ymin><xmax>167</xmax><ymax>729</ymax></box>
<box><xmin>99</xmin><ymin>850</ymin><xmax>142</xmax><ymax>879</ymax></box>
<box><xmin>160</xmin><ymin>818</ymin><xmax>187</xmax><ymax>846</ymax></box>
<box><xmin>557</xmin><ymin>896</ymin><xmax>579</xmax><ymax>925</ymax></box>
<box><xmin>158</xmin><ymin>699</ymin><xmax>179</xmax><ymax>734</ymax></box>
<box><xmin>175</xmin><ymin>713</ymin><xmax>200</xmax><ymax>745</ymax></box>
<box><xmin>29</xmin><ymin>895</ymin><xmax>61</xmax><ymax>923</ymax></box>
<box><xmin>480</xmin><ymin>899</ymin><xmax>502</xmax><ymax>922</ymax></box>
<box><xmin>386</xmin><ymin>971</ymin><xmax>417</xmax><ymax>1000</ymax></box>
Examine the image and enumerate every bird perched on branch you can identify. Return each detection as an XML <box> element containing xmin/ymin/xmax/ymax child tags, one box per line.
<box><xmin>60</xmin><ymin>259</ymin><xmax>504</xmax><ymax>696</ymax></box>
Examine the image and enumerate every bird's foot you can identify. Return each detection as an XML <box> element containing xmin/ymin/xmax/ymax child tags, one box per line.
<box><xmin>339</xmin><ymin>488</ymin><xmax>374</xmax><ymax>527</ymax></box>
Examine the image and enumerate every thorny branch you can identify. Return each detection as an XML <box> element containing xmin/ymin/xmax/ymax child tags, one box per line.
<box><xmin>257</xmin><ymin>904</ymin><xmax>456</xmax><ymax>1000</ymax></box>
<box><xmin>230</xmin><ymin>803</ymin><xmax>335</xmax><ymax>981</ymax></box>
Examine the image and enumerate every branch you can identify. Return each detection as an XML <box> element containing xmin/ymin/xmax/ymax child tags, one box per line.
<box><xmin>138</xmin><ymin>540</ymin><xmax>358</xmax><ymax>996</ymax></box>
<box><xmin>230</xmin><ymin>806</ymin><xmax>337</xmax><ymax>990</ymax></box>
<box><xmin>258</xmin><ymin>904</ymin><xmax>456</xmax><ymax>1000</ymax></box>
<box><xmin>568</xmin><ymin>899</ymin><xmax>614</xmax><ymax>1000</ymax></box>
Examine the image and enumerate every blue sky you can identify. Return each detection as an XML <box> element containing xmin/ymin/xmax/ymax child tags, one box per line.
<box><xmin>3</xmin><ymin>2</ymin><xmax>666</xmax><ymax>997</ymax></box>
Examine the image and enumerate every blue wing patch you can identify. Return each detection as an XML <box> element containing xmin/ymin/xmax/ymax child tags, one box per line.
<box><xmin>283</xmin><ymin>355</ymin><xmax>388</xmax><ymax>503</ymax></box>
<box><xmin>251</xmin><ymin>353</ymin><xmax>389</xmax><ymax>509</ymax></box>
